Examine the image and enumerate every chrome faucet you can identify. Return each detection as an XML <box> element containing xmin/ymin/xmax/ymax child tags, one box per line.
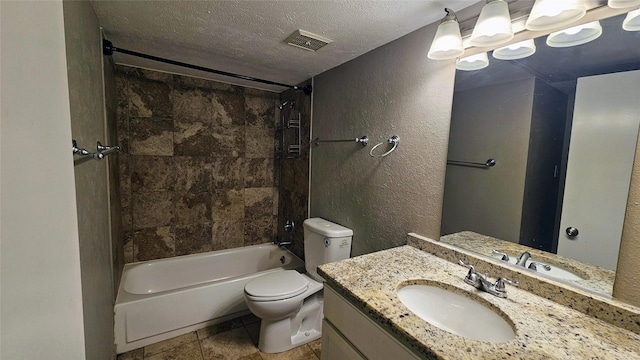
<box><xmin>276</xmin><ymin>241</ymin><xmax>292</xmax><ymax>248</ymax></box>
<box><xmin>458</xmin><ymin>260</ymin><xmax>519</xmax><ymax>298</ymax></box>
<box><xmin>515</xmin><ymin>251</ymin><xmax>531</xmax><ymax>267</ymax></box>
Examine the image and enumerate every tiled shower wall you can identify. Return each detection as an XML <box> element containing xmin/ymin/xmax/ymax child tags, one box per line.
<box><xmin>277</xmin><ymin>82</ymin><xmax>312</xmax><ymax>260</ymax></box>
<box><xmin>116</xmin><ymin>66</ymin><xmax>280</xmax><ymax>262</ymax></box>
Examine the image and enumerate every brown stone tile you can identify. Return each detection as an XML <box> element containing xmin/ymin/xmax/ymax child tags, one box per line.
<box><xmin>128</xmin><ymin>76</ymin><xmax>172</xmax><ymax>119</ymax></box>
<box><xmin>118</xmin><ymin>154</ymin><xmax>132</xmax><ymax>197</ymax></box>
<box><xmin>245</xmin><ymin>322</ymin><xmax>260</xmax><ymax>347</ymax></box>
<box><xmin>116</xmin><ymin>348</ymin><xmax>143</xmax><ymax>360</ymax></box>
<box><xmin>197</xmin><ymin>318</ymin><xmax>245</xmax><ymax>340</ymax></box>
<box><xmin>131</xmin><ymin>156</ymin><xmax>176</xmax><ymax>192</ymax></box>
<box><xmin>237</xmin><ymin>353</ymin><xmax>262</xmax><ymax>360</ymax></box>
<box><xmin>259</xmin><ymin>344</ymin><xmax>318</xmax><ymax>360</ymax></box>
<box><xmin>130</xmin><ymin>118</ymin><xmax>174</xmax><ymax>156</ymax></box>
<box><xmin>308</xmin><ymin>339</ymin><xmax>322</xmax><ymax>358</ymax></box>
<box><xmin>212</xmin><ymin>218</ymin><xmax>244</xmax><ymax>250</ymax></box>
<box><xmin>244</xmin><ymin>158</ymin><xmax>274</xmax><ymax>187</ymax></box>
<box><xmin>174</xmin><ymin>119</ymin><xmax>214</xmax><ymax>156</ymax></box>
<box><xmin>175</xmin><ymin>157</ymin><xmax>212</xmax><ymax>193</ymax></box>
<box><xmin>244</xmin><ymin>188</ymin><xmax>274</xmax><ymax>220</ymax></box>
<box><xmin>212</xmin><ymin>189</ymin><xmax>244</xmax><ymax>220</ymax></box>
<box><xmin>171</xmin><ymin>87</ymin><xmax>214</xmax><ymax>122</ymax></box>
<box><xmin>174</xmin><ymin>74</ymin><xmax>244</xmax><ymax>94</ymax></box>
<box><xmin>133</xmin><ymin>226</ymin><xmax>175</xmax><ymax>261</ymax></box>
<box><xmin>244</xmin><ymin>216</ymin><xmax>274</xmax><ymax>246</ymax></box>
<box><xmin>175</xmin><ymin>192</ymin><xmax>212</xmax><ymax>225</ymax></box>
<box><xmin>200</xmin><ymin>328</ymin><xmax>258</xmax><ymax>360</ymax></box>
<box><xmin>123</xmin><ymin>231</ymin><xmax>134</xmax><ymax>264</ymax></box>
<box><xmin>245</xmin><ymin>127</ymin><xmax>275</xmax><ymax>159</ymax></box>
<box><xmin>144</xmin><ymin>332</ymin><xmax>198</xmax><ymax>357</ymax></box>
<box><xmin>211</xmin><ymin>157</ymin><xmax>244</xmax><ymax>190</ymax></box>
<box><xmin>131</xmin><ymin>191</ymin><xmax>174</xmax><ymax>229</ymax></box>
<box><xmin>145</xmin><ymin>340</ymin><xmax>203</xmax><ymax>360</ymax></box>
<box><xmin>211</xmin><ymin>125</ymin><xmax>245</xmax><ymax>157</ymax></box>
<box><xmin>245</xmin><ymin>94</ymin><xmax>276</xmax><ymax>128</ymax></box>
<box><xmin>175</xmin><ymin>223</ymin><xmax>213</xmax><ymax>256</ymax></box>
<box><xmin>212</xmin><ymin>90</ymin><xmax>246</xmax><ymax>126</ymax></box>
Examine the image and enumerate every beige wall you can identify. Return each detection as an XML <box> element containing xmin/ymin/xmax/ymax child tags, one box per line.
<box><xmin>311</xmin><ymin>22</ymin><xmax>455</xmax><ymax>256</ymax></box>
<box><xmin>0</xmin><ymin>1</ymin><xmax>86</xmax><ymax>358</ymax></box>
<box><xmin>63</xmin><ymin>0</ymin><xmax>117</xmax><ymax>357</ymax></box>
<box><xmin>442</xmin><ymin>79</ymin><xmax>535</xmax><ymax>242</ymax></box>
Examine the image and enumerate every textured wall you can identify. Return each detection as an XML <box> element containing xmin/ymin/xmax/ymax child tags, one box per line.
<box><xmin>63</xmin><ymin>0</ymin><xmax>116</xmax><ymax>358</ymax></box>
<box><xmin>442</xmin><ymin>79</ymin><xmax>535</xmax><ymax>243</ymax></box>
<box><xmin>0</xmin><ymin>1</ymin><xmax>86</xmax><ymax>358</ymax></box>
<box><xmin>277</xmin><ymin>81</ymin><xmax>312</xmax><ymax>260</ymax></box>
<box><xmin>116</xmin><ymin>67</ymin><xmax>279</xmax><ymax>262</ymax></box>
<box><xmin>311</xmin><ymin>22</ymin><xmax>455</xmax><ymax>256</ymax></box>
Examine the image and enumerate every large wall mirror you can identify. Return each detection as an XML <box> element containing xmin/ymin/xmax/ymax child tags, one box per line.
<box><xmin>440</xmin><ymin>10</ymin><xmax>640</xmax><ymax>296</ymax></box>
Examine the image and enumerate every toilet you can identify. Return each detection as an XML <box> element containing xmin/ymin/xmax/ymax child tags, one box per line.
<box><xmin>243</xmin><ymin>218</ymin><xmax>353</xmax><ymax>353</ymax></box>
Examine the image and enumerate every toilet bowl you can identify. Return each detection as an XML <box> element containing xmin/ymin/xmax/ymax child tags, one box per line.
<box><xmin>243</xmin><ymin>218</ymin><xmax>353</xmax><ymax>353</ymax></box>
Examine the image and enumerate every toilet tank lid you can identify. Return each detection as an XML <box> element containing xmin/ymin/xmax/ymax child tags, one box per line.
<box><xmin>303</xmin><ymin>218</ymin><xmax>353</xmax><ymax>237</ymax></box>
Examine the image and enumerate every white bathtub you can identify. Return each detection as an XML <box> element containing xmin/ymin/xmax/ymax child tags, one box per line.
<box><xmin>114</xmin><ymin>244</ymin><xmax>304</xmax><ymax>354</ymax></box>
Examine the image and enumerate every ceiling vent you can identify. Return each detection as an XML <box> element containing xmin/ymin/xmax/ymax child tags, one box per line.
<box><xmin>285</xmin><ymin>30</ymin><xmax>332</xmax><ymax>52</ymax></box>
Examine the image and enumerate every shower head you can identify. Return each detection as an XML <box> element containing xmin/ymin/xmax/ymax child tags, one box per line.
<box><xmin>278</xmin><ymin>100</ymin><xmax>295</xmax><ymax>110</ymax></box>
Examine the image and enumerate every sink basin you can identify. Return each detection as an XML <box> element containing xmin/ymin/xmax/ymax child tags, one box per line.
<box><xmin>397</xmin><ymin>283</ymin><xmax>515</xmax><ymax>343</ymax></box>
<box><xmin>493</xmin><ymin>253</ymin><xmax>586</xmax><ymax>281</ymax></box>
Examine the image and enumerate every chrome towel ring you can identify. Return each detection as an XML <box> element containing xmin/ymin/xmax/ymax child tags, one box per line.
<box><xmin>369</xmin><ymin>136</ymin><xmax>400</xmax><ymax>158</ymax></box>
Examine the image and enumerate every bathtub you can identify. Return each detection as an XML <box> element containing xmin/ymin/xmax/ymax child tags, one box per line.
<box><xmin>114</xmin><ymin>243</ymin><xmax>304</xmax><ymax>354</ymax></box>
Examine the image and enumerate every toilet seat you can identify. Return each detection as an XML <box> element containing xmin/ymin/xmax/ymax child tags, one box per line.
<box><xmin>244</xmin><ymin>270</ymin><xmax>309</xmax><ymax>301</ymax></box>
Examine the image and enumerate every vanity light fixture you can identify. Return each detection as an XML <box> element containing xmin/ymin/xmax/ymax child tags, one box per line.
<box><xmin>546</xmin><ymin>21</ymin><xmax>603</xmax><ymax>47</ymax></box>
<box><xmin>622</xmin><ymin>8</ymin><xmax>640</xmax><ymax>30</ymax></box>
<box><xmin>608</xmin><ymin>0</ymin><xmax>640</xmax><ymax>8</ymax></box>
<box><xmin>470</xmin><ymin>0</ymin><xmax>514</xmax><ymax>48</ymax></box>
<box><xmin>455</xmin><ymin>52</ymin><xmax>490</xmax><ymax>71</ymax></box>
<box><xmin>428</xmin><ymin>8</ymin><xmax>465</xmax><ymax>60</ymax></box>
<box><xmin>492</xmin><ymin>39</ymin><xmax>537</xmax><ymax>60</ymax></box>
<box><xmin>525</xmin><ymin>0</ymin><xmax>586</xmax><ymax>31</ymax></box>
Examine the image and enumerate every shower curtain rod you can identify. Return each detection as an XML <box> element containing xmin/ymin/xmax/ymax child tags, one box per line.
<box><xmin>102</xmin><ymin>40</ymin><xmax>312</xmax><ymax>95</ymax></box>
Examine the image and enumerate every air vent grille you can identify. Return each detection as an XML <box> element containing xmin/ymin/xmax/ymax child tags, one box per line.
<box><xmin>285</xmin><ymin>30</ymin><xmax>332</xmax><ymax>52</ymax></box>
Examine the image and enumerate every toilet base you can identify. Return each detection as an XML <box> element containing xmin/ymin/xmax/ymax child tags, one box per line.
<box><xmin>258</xmin><ymin>293</ymin><xmax>323</xmax><ymax>353</ymax></box>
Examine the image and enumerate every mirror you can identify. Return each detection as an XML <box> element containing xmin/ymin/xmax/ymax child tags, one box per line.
<box><xmin>441</xmin><ymin>11</ymin><xmax>640</xmax><ymax>295</ymax></box>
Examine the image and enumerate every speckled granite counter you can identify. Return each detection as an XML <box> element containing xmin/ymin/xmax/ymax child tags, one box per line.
<box><xmin>440</xmin><ymin>231</ymin><xmax>615</xmax><ymax>295</ymax></box>
<box><xmin>318</xmin><ymin>246</ymin><xmax>640</xmax><ymax>359</ymax></box>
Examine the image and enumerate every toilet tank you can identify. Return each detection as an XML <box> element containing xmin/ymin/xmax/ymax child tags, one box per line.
<box><xmin>303</xmin><ymin>218</ymin><xmax>353</xmax><ymax>282</ymax></box>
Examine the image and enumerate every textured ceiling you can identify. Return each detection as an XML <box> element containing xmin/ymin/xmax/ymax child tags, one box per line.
<box><xmin>91</xmin><ymin>0</ymin><xmax>479</xmax><ymax>92</ymax></box>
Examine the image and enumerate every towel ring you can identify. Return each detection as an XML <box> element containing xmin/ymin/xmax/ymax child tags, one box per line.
<box><xmin>369</xmin><ymin>136</ymin><xmax>400</xmax><ymax>158</ymax></box>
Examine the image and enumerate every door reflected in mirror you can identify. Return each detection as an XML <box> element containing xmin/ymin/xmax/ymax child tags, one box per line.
<box><xmin>441</xmin><ymin>11</ymin><xmax>640</xmax><ymax>295</ymax></box>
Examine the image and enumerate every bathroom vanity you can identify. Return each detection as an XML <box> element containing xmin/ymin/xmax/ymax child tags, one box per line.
<box><xmin>318</xmin><ymin>235</ymin><xmax>640</xmax><ymax>359</ymax></box>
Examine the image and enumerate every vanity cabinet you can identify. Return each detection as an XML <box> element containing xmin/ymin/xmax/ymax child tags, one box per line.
<box><xmin>321</xmin><ymin>286</ymin><xmax>422</xmax><ymax>360</ymax></box>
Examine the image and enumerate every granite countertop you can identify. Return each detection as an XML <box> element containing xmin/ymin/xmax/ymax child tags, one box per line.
<box><xmin>440</xmin><ymin>231</ymin><xmax>615</xmax><ymax>295</ymax></box>
<box><xmin>318</xmin><ymin>246</ymin><xmax>640</xmax><ymax>359</ymax></box>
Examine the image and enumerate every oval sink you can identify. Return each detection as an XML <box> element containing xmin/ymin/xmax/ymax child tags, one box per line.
<box><xmin>397</xmin><ymin>284</ymin><xmax>515</xmax><ymax>343</ymax></box>
<box><xmin>493</xmin><ymin>253</ymin><xmax>587</xmax><ymax>281</ymax></box>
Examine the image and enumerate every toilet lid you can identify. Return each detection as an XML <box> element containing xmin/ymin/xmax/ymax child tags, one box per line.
<box><xmin>244</xmin><ymin>270</ymin><xmax>309</xmax><ymax>299</ymax></box>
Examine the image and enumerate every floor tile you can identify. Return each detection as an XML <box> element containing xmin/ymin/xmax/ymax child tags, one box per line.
<box><xmin>240</xmin><ymin>313</ymin><xmax>260</xmax><ymax>325</ymax></box>
<box><xmin>145</xmin><ymin>340</ymin><xmax>203</xmax><ymax>360</ymax></box>
<box><xmin>200</xmin><ymin>327</ymin><xmax>258</xmax><ymax>360</ymax></box>
<box><xmin>259</xmin><ymin>344</ymin><xmax>319</xmax><ymax>360</ymax></box>
<box><xmin>116</xmin><ymin>348</ymin><xmax>143</xmax><ymax>360</ymax></box>
<box><xmin>144</xmin><ymin>332</ymin><xmax>198</xmax><ymax>357</ymax></box>
<box><xmin>245</xmin><ymin>322</ymin><xmax>261</xmax><ymax>347</ymax></box>
<box><xmin>308</xmin><ymin>339</ymin><xmax>322</xmax><ymax>358</ymax></box>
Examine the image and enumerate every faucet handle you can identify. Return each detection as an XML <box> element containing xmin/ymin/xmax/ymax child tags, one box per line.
<box><xmin>493</xmin><ymin>277</ymin><xmax>519</xmax><ymax>292</ymax></box>
<box><xmin>458</xmin><ymin>259</ymin><xmax>476</xmax><ymax>273</ymax></box>
<box><xmin>492</xmin><ymin>249</ymin><xmax>509</xmax><ymax>261</ymax></box>
<box><xmin>528</xmin><ymin>262</ymin><xmax>551</xmax><ymax>271</ymax></box>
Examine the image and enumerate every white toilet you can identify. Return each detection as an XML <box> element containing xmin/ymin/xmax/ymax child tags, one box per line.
<box><xmin>243</xmin><ymin>218</ymin><xmax>353</xmax><ymax>353</ymax></box>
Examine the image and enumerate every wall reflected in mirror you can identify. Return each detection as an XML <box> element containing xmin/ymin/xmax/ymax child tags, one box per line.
<box><xmin>441</xmin><ymin>11</ymin><xmax>640</xmax><ymax>295</ymax></box>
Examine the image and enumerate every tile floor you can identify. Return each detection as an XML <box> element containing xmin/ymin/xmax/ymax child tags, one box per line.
<box><xmin>117</xmin><ymin>314</ymin><xmax>322</xmax><ymax>360</ymax></box>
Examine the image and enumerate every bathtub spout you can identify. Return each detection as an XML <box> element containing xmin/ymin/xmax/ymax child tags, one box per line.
<box><xmin>277</xmin><ymin>241</ymin><xmax>292</xmax><ymax>248</ymax></box>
